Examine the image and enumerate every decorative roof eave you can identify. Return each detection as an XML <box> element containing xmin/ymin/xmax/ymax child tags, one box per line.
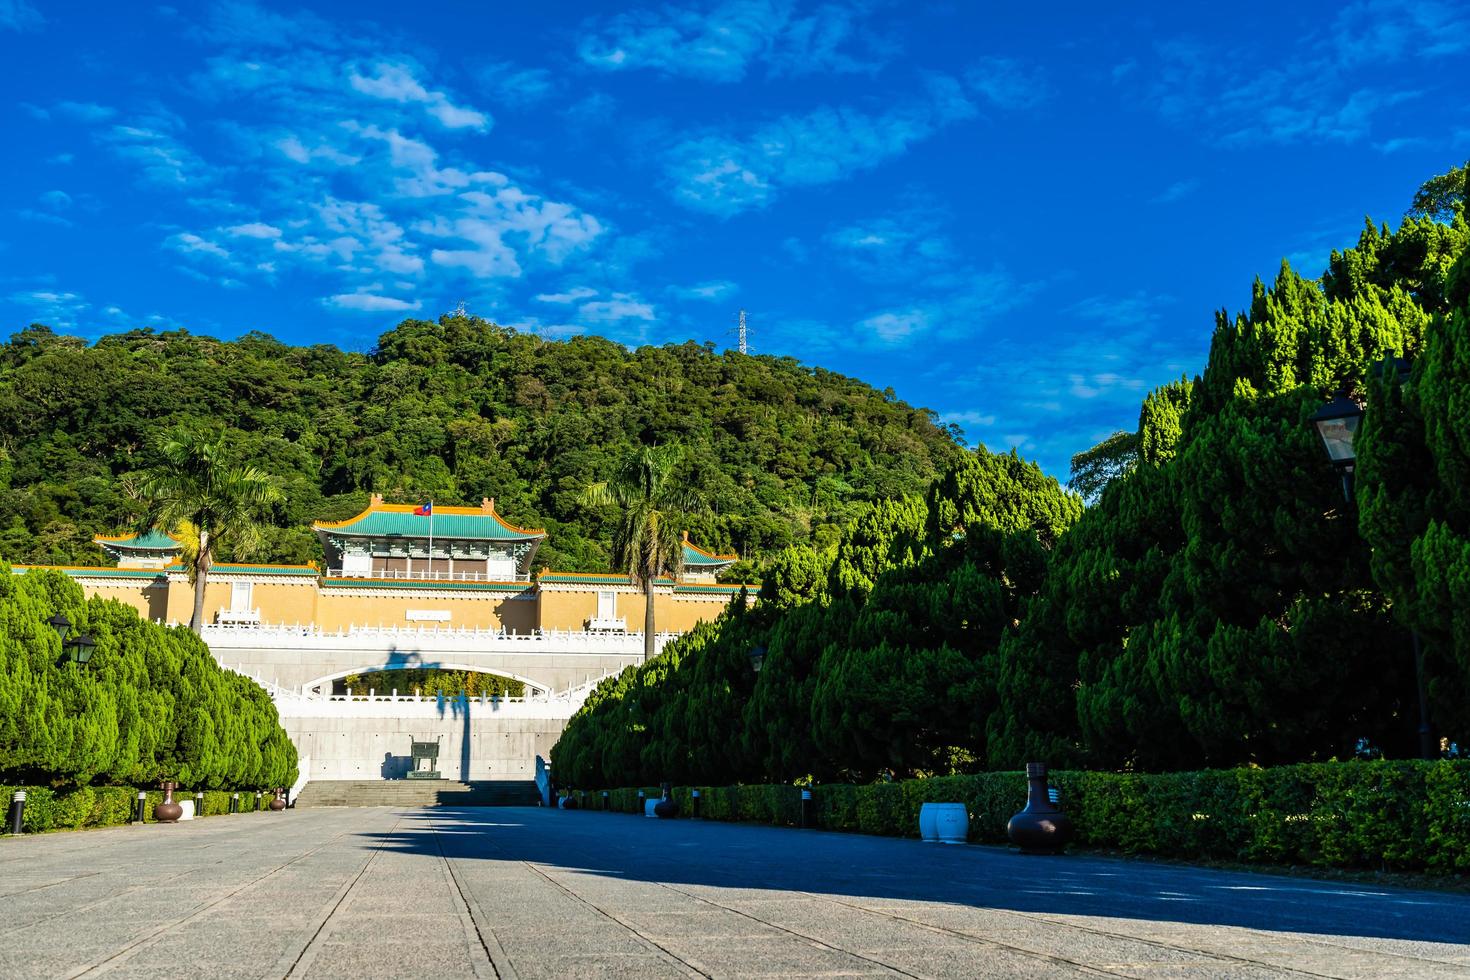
<box><xmin>312</xmin><ymin>494</ymin><xmax>545</xmax><ymax>541</ymax></box>
<box><xmin>165</xmin><ymin>563</ymin><xmax>318</xmax><ymax>578</ymax></box>
<box><xmin>680</xmin><ymin>531</ymin><xmax>738</xmax><ymax>567</ymax></box>
<box><xmin>535</xmin><ymin>571</ymin><xmax>679</xmax><ymax>587</ymax></box>
<box><xmin>673</xmin><ymin>582</ymin><xmax>759</xmax><ymax>595</ymax></box>
<box><xmin>11</xmin><ymin>564</ymin><xmax>170</xmax><ymax>581</ymax></box>
<box><xmin>94</xmin><ymin>529</ymin><xmax>183</xmax><ymax>551</ymax></box>
<box><xmin>320</xmin><ymin>577</ymin><xmax>532</xmax><ymax>593</ymax></box>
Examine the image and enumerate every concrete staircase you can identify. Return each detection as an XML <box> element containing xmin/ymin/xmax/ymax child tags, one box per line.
<box><xmin>294</xmin><ymin>779</ymin><xmax>541</xmax><ymax>808</ymax></box>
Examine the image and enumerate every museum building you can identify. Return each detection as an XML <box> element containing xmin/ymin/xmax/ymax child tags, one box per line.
<box><xmin>24</xmin><ymin>495</ymin><xmax>750</xmax><ymax>634</ymax></box>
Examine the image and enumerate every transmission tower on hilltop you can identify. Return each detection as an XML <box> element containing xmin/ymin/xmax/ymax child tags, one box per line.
<box><xmin>448</xmin><ymin>299</ymin><xmax>468</xmax><ymax>318</ymax></box>
<box><xmin>734</xmin><ymin>309</ymin><xmax>750</xmax><ymax>354</ymax></box>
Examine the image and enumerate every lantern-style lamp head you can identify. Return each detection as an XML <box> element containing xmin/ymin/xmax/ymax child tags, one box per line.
<box><xmin>747</xmin><ymin>644</ymin><xmax>767</xmax><ymax>674</ymax></box>
<box><xmin>1308</xmin><ymin>395</ymin><xmax>1364</xmax><ymax>469</ymax></box>
<box><xmin>67</xmin><ymin>633</ymin><xmax>97</xmax><ymax>666</ymax></box>
<box><xmin>47</xmin><ymin>613</ymin><xmax>71</xmax><ymax>643</ymax></box>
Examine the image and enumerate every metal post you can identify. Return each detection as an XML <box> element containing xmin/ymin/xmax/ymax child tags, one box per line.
<box><xmin>801</xmin><ymin>788</ymin><xmax>813</xmax><ymax>829</ymax></box>
<box><xmin>194</xmin><ymin>792</ymin><xmax>204</xmax><ymax>818</ymax></box>
<box><xmin>255</xmin><ymin>791</ymin><xmax>262</xmax><ymax>812</ymax></box>
<box><xmin>134</xmin><ymin>790</ymin><xmax>147</xmax><ymax>823</ymax></box>
<box><xmin>692</xmin><ymin>789</ymin><xmax>701</xmax><ymax>819</ymax></box>
<box><xmin>8</xmin><ymin>790</ymin><xmax>25</xmax><ymax>834</ymax></box>
<box><xmin>231</xmin><ymin>792</ymin><xmax>239</xmax><ymax>814</ymax></box>
<box><xmin>601</xmin><ymin>790</ymin><xmax>609</xmax><ymax>811</ymax></box>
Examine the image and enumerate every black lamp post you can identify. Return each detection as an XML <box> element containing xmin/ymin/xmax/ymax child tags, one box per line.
<box><xmin>45</xmin><ymin>614</ymin><xmax>97</xmax><ymax>667</ymax></box>
<box><xmin>1307</xmin><ymin>394</ymin><xmax>1364</xmax><ymax>500</ymax></box>
<box><xmin>746</xmin><ymin>644</ymin><xmax>767</xmax><ymax>674</ymax></box>
<box><xmin>1308</xmin><ymin>384</ymin><xmax>1433</xmax><ymax>760</ymax></box>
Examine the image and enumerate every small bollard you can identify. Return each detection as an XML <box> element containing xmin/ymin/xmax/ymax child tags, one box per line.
<box><xmin>255</xmin><ymin>791</ymin><xmax>262</xmax><ymax>812</ymax></box>
<box><xmin>637</xmin><ymin>790</ymin><xmax>645</xmax><ymax>815</ymax></box>
<box><xmin>230</xmin><ymin>792</ymin><xmax>239</xmax><ymax>814</ymax></box>
<box><xmin>134</xmin><ymin>791</ymin><xmax>147</xmax><ymax>823</ymax></box>
<box><xmin>692</xmin><ymin>788</ymin><xmax>702</xmax><ymax>819</ymax></box>
<box><xmin>8</xmin><ymin>790</ymin><xmax>26</xmax><ymax>834</ymax></box>
<box><xmin>800</xmin><ymin>788</ymin><xmax>813</xmax><ymax>829</ymax></box>
<box><xmin>601</xmin><ymin>791</ymin><xmax>609</xmax><ymax>811</ymax></box>
<box><xmin>194</xmin><ymin>792</ymin><xmax>205</xmax><ymax>817</ymax></box>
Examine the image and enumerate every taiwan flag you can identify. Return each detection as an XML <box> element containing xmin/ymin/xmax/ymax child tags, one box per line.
<box><xmin>413</xmin><ymin>502</ymin><xmax>432</xmax><ymax>516</ymax></box>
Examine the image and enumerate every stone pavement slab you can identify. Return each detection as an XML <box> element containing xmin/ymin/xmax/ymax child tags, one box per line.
<box><xmin>2</xmin><ymin>805</ymin><xmax>1469</xmax><ymax>978</ymax></box>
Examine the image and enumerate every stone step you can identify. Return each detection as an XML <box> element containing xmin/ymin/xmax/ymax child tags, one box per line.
<box><xmin>295</xmin><ymin>779</ymin><xmax>541</xmax><ymax>808</ymax></box>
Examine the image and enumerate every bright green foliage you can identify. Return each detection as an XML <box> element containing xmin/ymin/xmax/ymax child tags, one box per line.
<box><xmin>1358</xmin><ymin>220</ymin><xmax>1470</xmax><ymax>739</ymax></box>
<box><xmin>574</xmin><ymin>759</ymin><xmax>1470</xmax><ymax>872</ymax></box>
<box><xmin>556</xmin><ymin>172</ymin><xmax>1470</xmax><ymax>787</ymax></box>
<box><xmin>337</xmin><ymin>669</ymin><xmax>523</xmax><ymax>698</ymax></box>
<box><xmin>584</xmin><ymin>444</ymin><xmax>692</xmax><ymax>660</ymax></box>
<box><xmin>0</xmin><ymin>784</ymin><xmax>277</xmax><ymax>832</ymax></box>
<box><xmin>0</xmin><ymin>565</ymin><xmax>296</xmax><ymax>790</ymax></box>
<box><xmin>134</xmin><ymin>427</ymin><xmax>284</xmax><ymax>632</ymax></box>
<box><xmin>0</xmin><ymin>321</ymin><xmax>961</xmax><ymax>571</ymax></box>
<box><xmin>1067</xmin><ymin>431</ymin><xmax>1137</xmax><ymax>502</ymax></box>
<box><xmin>553</xmin><ymin>448</ymin><xmax>1081</xmax><ymax>786</ymax></box>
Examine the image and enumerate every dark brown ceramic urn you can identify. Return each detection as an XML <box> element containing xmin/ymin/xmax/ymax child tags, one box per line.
<box><xmin>654</xmin><ymin>781</ymin><xmax>678</xmax><ymax>819</ymax></box>
<box><xmin>1005</xmin><ymin>763</ymin><xmax>1073</xmax><ymax>854</ymax></box>
<box><xmin>269</xmin><ymin>787</ymin><xmax>287</xmax><ymax>811</ymax></box>
<box><xmin>154</xmin><ymin>781</ymin><xmax>183</xmax><ymax>824</ymax></box>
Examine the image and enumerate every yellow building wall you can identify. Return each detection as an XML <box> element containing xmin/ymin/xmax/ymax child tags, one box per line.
<box><xmin>164</xmin><ymin>576</ymin><xmax>318</xmax><ymax>626</ymax></box>
<box><xmin>536</xmin><ymin>588</ymin><xmax>605</xmax><ymax>632</ymax></box>
<box><xmin>312</xmin><ymin>589</ymin><xmax>537</xmax><ymax>632</ymax></box>
<box><xmin>62</xmin><ymin>569</ymin><xmax>747</xmax><ymax>636</ymax></box>
<box><xmin>84</xmin><ymin>582</ymin><xmax>169</xmax><ymax>623</ymax></box>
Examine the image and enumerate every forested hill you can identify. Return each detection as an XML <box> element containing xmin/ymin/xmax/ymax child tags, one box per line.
<box><xmin>0</xmin><ymin>317</ymin><xmax>963</xmax><ymax>572</ymax></box>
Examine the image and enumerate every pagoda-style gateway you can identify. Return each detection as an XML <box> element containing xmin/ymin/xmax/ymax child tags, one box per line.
<box><xmin>33</xmin><ymin>494</ymin><xmax>747</xmax><ymax>635</ymax></box>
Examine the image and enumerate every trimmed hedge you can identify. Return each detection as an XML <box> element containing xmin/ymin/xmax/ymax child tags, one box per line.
<box><xmin>0</xmin><ymin>785</ymin><xmax>274</xmax><ymax>833</ymax></box>
<box><xmin>567</xmin><ymin>760</ymin><xmax>1470</xmax><ymax>872</ymax></box>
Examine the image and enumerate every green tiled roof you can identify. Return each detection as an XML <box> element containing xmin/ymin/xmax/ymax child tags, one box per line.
<box><xmin>314</xmin><ymin>504</ymin><xmax>544</xmax><ymax>541</ymax></box>
<box><xmin>204</xmin><ymin>564</ymin><xmax>318</xmax><ymax>577</ymax></box>
<box><xmin>536</xmin><ymin>572</ymin><xmax>664</xmax><ymax>586</ymax></box>
<box><xmin>94</xmin><ymin>529</ymin><xmax>181</xmax><ymax>550</ymax></box>
<box><xmin>682</xmin><ymin>543</ymin><xmax>735</xmax><ymax>567</ymax></box>
<box><xmin>673</xmin><ymin>583</ymin><xmax>757</xmax><ymax>595</ymax></box>
<box><xmin>12</xmin><ymin>565</ymin><xmax>167</xmax><ymax>580</ymax></box>
<box><xmin>322</xmin><ymin>577</ymin><xmax>530</xmax><ymax>593</ymax></box>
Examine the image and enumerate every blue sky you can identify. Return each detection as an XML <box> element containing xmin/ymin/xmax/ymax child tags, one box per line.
<box><xmin>2</xmin><ymin>1</ymin><xmax>1467</xmax><ymax>478</ymax></box>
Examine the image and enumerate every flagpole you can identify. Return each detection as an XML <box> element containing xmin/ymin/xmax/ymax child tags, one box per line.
<box><xmin>427</xmin><ymin>498</ymin><xmax>434</xmax><ymax>580</ymax></box>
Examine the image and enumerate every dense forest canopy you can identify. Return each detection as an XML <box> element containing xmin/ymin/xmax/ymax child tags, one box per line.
<box><xmin>554</xmin><ymin>166</ymin><xmax>1470</xmax><ymax>785</ymax></box>
<box><xmin>0</xmin><ymin>320</ymin><xmax>963</xmax><ymax>574</ymax></box>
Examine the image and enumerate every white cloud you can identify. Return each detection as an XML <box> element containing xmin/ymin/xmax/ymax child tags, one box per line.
<box><xmin>857</xmin><ymin>309</ymin><xmax>929</xmax><ymax>345</ymax></box>
<box><xmin>38</xmin><ymin>189</ymin><xmax>72</xmax><ymax>210</ymax></box>
<box><xmin>665</xmin><ymin>78</ymin><xmax>976</xmax><ymax>215</ymax></box>
<box><xmin>478</xmin><ymin>63</ymin><xmax>556</xmax><ymax>108</ymax></box>
<box><xmin>0</xmin><ymin>0</ymin><xmax>42</xmax><ymax>31</ymax></box>
<box><xmin>578</xmin><ymin>0</ymin><xmax>887</xmax><ymax>82</ymax></box>
<box><xmin>1150</xmin><ymin>178</ymin><xmax>1200</xmax><ymax>205</ymax></box>
<box><xmin>536</xmin><ymin>287</ymin><xmax>599</xmax><ymax>303</ymax></box>
<box><xmin>579</xmin><ymin>292</ymin><xmax>656</xmax><ymax>323</ymax></box>
<box><xmin>167</xmin><ymin>232</ymin><xmax>231</xmax><ymax>260</ymax></box>
<box><xmin>348</xmin><ymin>62</ymin><xmax>490</xmax><ymax>131</ymax></box>
<box><xmin>671</xmin><ymin>280</ymin><xmax>738</xmax><ymax>301</ymax></box>
<box><xmin>322</xmin><ymin>287</ymin><xmax>421</xmax><ymax>312</ymax></box>
<box><xmin>225</xmin><ymin>221</ymin><xmax>282</xmax><ymax>238</ymax></box>
<box><xmin>964</xmin><ymin>57</ymin><xmax>1047</xmax><ymax>109</ymax></box>
<box><xmin>54</xmin><ymin>101</ymin><xmax>115</xmax><ymax>122</ymax></box>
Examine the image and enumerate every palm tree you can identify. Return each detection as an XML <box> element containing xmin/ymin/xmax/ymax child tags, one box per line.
<box><xmin>584</xmin><ymin>444</ymin><xmax>692</xmax><ymax>661</ymax></box>
<box><xmin>134</xmin><ymin>429</ymin><xmax>283</xmax><ymax>634</ymax></box>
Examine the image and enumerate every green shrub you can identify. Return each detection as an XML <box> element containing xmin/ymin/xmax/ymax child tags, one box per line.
<box><xmin>589</xmin><ymin>760</ymin><xmax>1470</xmax><ymax>871</ymax></box>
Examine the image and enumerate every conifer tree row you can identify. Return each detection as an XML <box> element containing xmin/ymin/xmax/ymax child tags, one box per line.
<box><xmin>554</xmin><ymin>168</ymin><xmax>1470</xmax><ymax>786</ymax></box>
<box><xmin>0</xmin><ymin>567</ymin><xmax>297</xmax><ymax>789</ymax></box>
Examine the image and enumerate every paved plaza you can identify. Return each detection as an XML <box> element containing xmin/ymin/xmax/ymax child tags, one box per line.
<box><xmin>2</xmin><ymin>806</ymin><xmax>1469</xmax><ymax>979</ymax></box>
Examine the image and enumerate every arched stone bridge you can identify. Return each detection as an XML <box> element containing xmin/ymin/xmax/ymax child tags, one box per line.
<box><xmin>202</xmin><ymin>622</ymin><xmax>672</xmax><ymax>695</ymax></box>
<box><xmin>201</xmin><ymin>623</ymin><xmax>669</xmax><ymax>784</ymax></box>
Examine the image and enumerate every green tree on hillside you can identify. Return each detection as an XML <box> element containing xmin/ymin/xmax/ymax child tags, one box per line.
<box><xmin>133</xmin><ymin>429</ymin><xmax>283</xmax><ymax>633</ymax></box>
<box><xmin>584</xmin><ymin>444</ymin><xmax>694</xmax><ymax>660</ymax></box>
